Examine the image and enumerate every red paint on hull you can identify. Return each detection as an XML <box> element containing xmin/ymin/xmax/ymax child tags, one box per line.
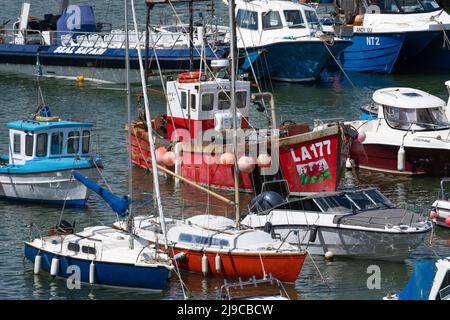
<box><xmin>168</xmin><ymin>246</ymin><xmax>306</xmax><ymax>283</ymax></box>
<box><xmin>350</xmin><ymin>142</ymin><xmax>450</xmax><ymax>176</ymax></box>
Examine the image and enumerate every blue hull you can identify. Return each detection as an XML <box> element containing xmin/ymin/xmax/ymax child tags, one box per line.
<box><xmin>24</xmin><ymin>243</ymin><xmax>170</xmax><ymax>291</ymax></box>
<box><xmin>397</xmin><ymin>30</ymin><xmax>441</xmax><ymax>63</ymax></box>
<box><xmin>241</xmin><ymin>40</ymin><xmax>351</xmax><ymax>82</ymax></box>
<box><xmin>0</xmin><ymin>196</ymin><xmax>86</xmax><ymax>206</ymax></box>
<box><xmin>338</xmin><ymin>33</ymin><xmax>405</xmax><ymax>73</ymax></box>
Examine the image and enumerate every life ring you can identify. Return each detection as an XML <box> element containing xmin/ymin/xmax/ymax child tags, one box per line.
<box><xmin>178</xmin><ymin>71</ymin><xmax>203</xmax><ymax>83</ymax></box>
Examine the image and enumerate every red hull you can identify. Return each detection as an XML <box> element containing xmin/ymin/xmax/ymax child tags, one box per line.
<box><xmin>129</xmin><ymin>123</ymin><xmax>352</xmax><ymax>193</ymax></box>
<box><xmin>350</xmin><ymin>142</ymin><xmax>450</xmax><ymax>176</ymax></box>
<box><xmin>167</xmin><ymin>246</ymin><xmax>306</xmax><ymax>283</ymax></box>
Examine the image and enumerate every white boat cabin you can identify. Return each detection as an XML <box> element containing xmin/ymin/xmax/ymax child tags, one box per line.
<box><xmin>234</xmin><ymin>0</ymin><xmax>322</xmax><ymax>47</ymax></box>
<box><xmin>165</xmin><ymin>76</ymin><xmax>251</xmax><ymax>140</ymax></box>
<box><xmin>5</xmin><ymin>119</ymin><xmax>94</xmax><ymax>165</ymax></box>
<box><xmin>371</xmin><ymin>87</ymin><xmax>450</xmax><ymax>131</ymax></box>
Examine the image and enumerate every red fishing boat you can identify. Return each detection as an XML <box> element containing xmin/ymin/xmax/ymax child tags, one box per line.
<box><xmin>127</xmin><ymin>64</ymin><xmax>356</xmax><ymax>195</ymax></box>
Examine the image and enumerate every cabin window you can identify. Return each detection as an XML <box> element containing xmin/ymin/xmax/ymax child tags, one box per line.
<box><xmin>304</xmin><ymin>10</ymin><xmax>320</xmax><ymax>30</ymax></box>
<box><xmin>284</xmin><ymin>10</ymin><xmax>305</xmax><ymax>28</ymax></box>
<box><xmin>236</xmin><ymin>9</ymin><xmax>258</xmax><ymax>30</ymax></box>
<box><xmin>13</xmin><ymin>134</ymin><xmax>21</xmax><ymax>154</ymax></box>
<box><xmin>201</xmin><ymin>93</ymin><xmax>214</xmax><ymax>111</ymax></box>
<box><xmin>178</xmin><ymin>233</ymin><xmax>229</xmax><ymax>247</ymax></box>
<box><xmin>262</xmin><ymin>11</ymin><xmax>283</xmax><ymax>30</ymax></box>
<box><xmin>384</xmin><ymin>106</ymin><xmax>450</xmax><ymax>131</ymax></box>
<box><xmin>181</xmin><ymin>92</ymin><xmax>187</xmax><ymax>109</ymax></box>
<box><xmin>236</xmin><ymin>91</ymin><xmax>247</xmax><ymax>109</ymax></box>
<box><xmin>50</xmin><ymin>132</ymin><xmax>63</xmax><ymax>155</ymax></box>
<box><xmin>25</xmin><ymin>135</ymin><xmax>33</xmax><ymax>157</ymax></box>
<box><xmin>218</xmin><ymin>92</ymin><xmax>231</xmax><ymax>110</ymax></box>
<box><xmin>190</xmin><ymin>93</ymin><xmax>196</xmax><ymax>110</ymax></box>
<box><xmin>367</xmin><ymin>0</ymin><xmax>401</xmax><ymax>13</ymax></box>
<box><xmin>67</xmin><ymin>242</ymin><xmax>80</xmax><ymax>252</ymax></box>
<box><xmin>82</xmin><ymin>130</ymin><xmax>90</xmax><ymax>154</ymax></box>
<box><xmin>314</xmin><ymin>196</ymin><xmax>354</xmax><ymax>213</ymax></box>
<box><xmin>36</xmin><ymin>133</ymin><xmax>48</xmax><ymax>157</ymax></box>
<box><xmin>67</xmin><ymin>131</ymin><xmax>80</xmax><ymax>154</ymax></box>
<box><xmin>81</xmin><ymin>246</ymin><xmax>96</xmax><ymax>255</ymax></box>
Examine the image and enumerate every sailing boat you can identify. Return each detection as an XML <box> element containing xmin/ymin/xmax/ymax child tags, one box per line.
<box><xmin>115</xmin><ymin>0</ymin><xmax>307</xmax><ymax>283</ymax></box>
<box><xmin>24</xmin><ymin>0</ymin><xmax>173</xmax><ymax>291</ymax></box>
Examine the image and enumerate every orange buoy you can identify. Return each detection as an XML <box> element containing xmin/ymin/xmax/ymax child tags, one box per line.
<box><xmin>429</xmin><ymin>210</ymin><xmax>438</xmax><ymax>220</ymax></box>
<box><xmin>178</xmin><ymin>71</ymin><xmax>203</xmax><ymax>83</ymax></box>
<box><xmin>155</xmin><ymin>147</ymin><xmax>167</xmax><ymax>164</ymax></box>
<box><xmin>162</xmin><ymin>151</ymin><xmax>176</xmax><ymax>167</ymax></box>
<box><xmin>354</xmin><ymin>15</ymin><xmax>363</xmax><ymax>26</ymax></box>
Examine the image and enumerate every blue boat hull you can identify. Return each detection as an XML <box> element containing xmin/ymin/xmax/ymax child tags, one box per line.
<box><xmin>24</xmin><ymin>243</ymin><xmax>170</xmax><ymax>291</ymax></box>
<box><xmin>241</xmin><ymin>40</ymin><xmax>351</xmax><ymax>82</ymax></box>
<box><xmin>0</xmin><ymin>196</ymin><xmax>86</xmax><ymax>206</ymax></box>
<box><xmin>338</xmin><ymin>33</ymin><xmax>405</xmax><ymax>73</ymax></box>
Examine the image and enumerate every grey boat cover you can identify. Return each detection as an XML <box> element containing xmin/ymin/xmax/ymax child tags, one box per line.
<box><xmin>333</xmin><ymin>209</ymin><xmax>424</xmax><ymax>229</ymax></box>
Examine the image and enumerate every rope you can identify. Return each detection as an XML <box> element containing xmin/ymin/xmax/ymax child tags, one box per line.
<box><xmin>321</xmin><ymin>38</ymin><xmax>356</xmax><ymax>89</ymax></box>
<box><xmin>307</xmin><ymin>252</ymin><xmax>331</xmax><ymax>290</ymax></box>
<box><xmin>170</xmin><ymin>246</ymin><xmax>190</xmax><ymax>299</ymax></box>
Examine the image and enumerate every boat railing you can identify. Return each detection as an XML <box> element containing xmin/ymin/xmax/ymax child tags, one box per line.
<box><xmin>219</xmin><ymin>274</ymin><xmax>290</xmax><ymax>300</ymax></box>
<box><xmin>27</xmin><ymin>223</ymin><xmax>44</xmax><ymax>242</ymax></box>
<box><xmin>0</xmin><ymin>27</ymin><xmax>213</xmax><ymax>49</ymax></box>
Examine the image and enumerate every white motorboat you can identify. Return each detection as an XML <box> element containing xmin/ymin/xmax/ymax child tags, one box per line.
<box><xmin>348</xmin><ymin>81</ymin><xmax>450</xmax><ymax>176</ymax></box>
<box><xmin>430</xmin><ymin>177</ymin><xmax>450</xmax><ymax>228</ymax></box>
<box><xmin>241</xmin><ymin>181</ymin><xmax>432</xmax><ymax>261</ymax></box>
<box><xmin>384</xmin><ymin>257</ymin><xmax>450</xmax><ymax>300</ymax></box>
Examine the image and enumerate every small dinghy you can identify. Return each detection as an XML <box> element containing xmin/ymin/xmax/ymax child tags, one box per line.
<box><xmin>0</xmin><ymin>110</ymin><xmax>102</xmax><ymax>206</ymax></box>
<box><xmin>430</xmin><ymin>177</ymin><xmax>450</xmax><ymax>228</ymax></box>
<box><xmin>219</xmin><ymin>275</ymin><xmax>290</xmax><ymax>300</ymax></box>
<box><xmin>241</xmin><ymin>180</ymin><xmax>432</xmax><ymax>261</ymax></box>
<box><xmin>384</xmin><ymin>257</ymin><xmax>450</xmax><ymax>300</ymax></box>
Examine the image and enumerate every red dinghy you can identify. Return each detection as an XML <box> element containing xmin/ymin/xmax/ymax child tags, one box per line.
<box><xmin>127</xmin><ymin>64</ymin><xmax>356</xmax><ymax>195</ymax></box>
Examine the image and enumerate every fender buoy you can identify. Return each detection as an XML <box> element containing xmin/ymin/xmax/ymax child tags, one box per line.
<box><xmin>178</xmin><ymin>71</ymin><xmax>203</xmax><ymax>83</ymax></box>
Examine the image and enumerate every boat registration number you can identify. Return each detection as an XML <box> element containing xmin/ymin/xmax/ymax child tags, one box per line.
<box><xmin>290</xmin><ymin>140</ymin><xmax>331</xmax><ymax>163</ymax></box>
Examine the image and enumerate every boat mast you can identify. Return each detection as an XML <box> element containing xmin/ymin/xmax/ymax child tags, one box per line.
<box><xmin>228</xmin><ymin>0</ymin><xmax>240</xmax><ymax>228</ymax></box>
<box><xmin>189</xmin><ymin>0</ymin><xmax>194</xmax><ymax>71</ymax></box>
<box><xmin>130</xmin><ymin>0</ymin><xmax>168</xmax><ymax>246</ymax></box>
<box><xmin>124</xmin><ymin>0</ymin><xmax>134</xmax><ymax>250</ymax></box>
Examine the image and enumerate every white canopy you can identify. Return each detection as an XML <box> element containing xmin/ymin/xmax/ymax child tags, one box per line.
<box><xmin>373</xmin><ymin>87</ymin><xmax>446</xmax><ymax>109</ymax></box>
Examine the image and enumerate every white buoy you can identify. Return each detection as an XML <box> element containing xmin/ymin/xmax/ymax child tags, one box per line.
<box><xmin>33</xmin><ymin>255</ymin><xmax>41</xmax><ymax>274</ymax></box>
<box><xmin>397</xmin><ymin>146</ymin><xmax>405</xmax><ymax>172</ymax></box>
<box><xmin>345</xmin><ymin>158</ymin><xmax>352</xmax><ymax>169</ymax></box>
<box><xmin>201</xmin><ymin>254</ymin><xmax>208</xmax><ymax>276</ymax></box>
<box><xmin>215</xmin><ymin>254</ymin><xmax>221</xmax><ymax>273</ymax></box>
<box><xmin>89</xmin><ymin>261</ymin><xmax>95</xmax><ymax>284</ymax></box>
<box><xmin>50</xmin><ymin>257</ymin><xmax>59</xmax><ymax>277</ymax></box>
<box><xmin>324</xmin><ymin>251</ymin><xmax>334</xmax><ymax>260</ymax></box>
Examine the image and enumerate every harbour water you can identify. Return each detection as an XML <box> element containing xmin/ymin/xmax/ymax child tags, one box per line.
<box><xmin>0</xmin><ymin>1</ymin><xmax>449</xmax><ymax>300</ymax></box>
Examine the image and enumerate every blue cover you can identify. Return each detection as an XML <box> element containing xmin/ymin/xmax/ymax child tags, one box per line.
<box><xmin>57</xmin><ymin>5</ymin><xmax>96</xmax><ymax>43</ymax></box>
<box><xmin>73</xmin><ymin>171</ymin><xmax>129</xmax><ymax>217</ymax></box>
<box><xmin>398</xmin><ymin>260</ymin><xmax>436</xmax><ymax>300</ymax></box>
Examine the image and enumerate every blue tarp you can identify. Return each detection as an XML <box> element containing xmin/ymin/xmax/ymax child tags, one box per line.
<box><xmin>56</xmin><ymin>5</ymin><xmax>96</xmax><ymax>44</ymax></box>
<box><xmin>73</xmin><ymin>171</ymin><xmax>129</xmax><ymax>217</ymax></box>
<box><xmin>398</xmin><ymin>260</ymin><xmax>436</xmax><ymax>300</ymax></box>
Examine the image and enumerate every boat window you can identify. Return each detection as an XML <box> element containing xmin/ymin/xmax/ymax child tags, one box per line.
<box><xmin>236</xmin><ymin>9</ymin><xmax>258</xmax><ymax>30</ymax></box>
<box><xmin>67</xmin><ymin>131</ymin><xmax>80</xmax><ymax>154</ymax></box>
<box><xmin>284</xmin><ymin>10</ymin><xmax>305</xmax><ymax>28</ymax></box>
<box><xmin>314</xmin><ymin>195</ymin><xmax>354</xmax><ymax>213</ymax></box>
<box><xmin>364</xmin><ymin>189</ymin><xmax>395</xmax><ymax>208</ymax></box>
<box><xmin>181</xmin><ymin>91</ymin><xmax>187</xmax><ymax>109</ymax></box>
<box><xmin>384</xmin><ymin>106</ymin><xmax>450</xmax><ymax>131</ymax></box>
<box><xmin>304</xmin><ymin>10</ymin><xmax>320</xmax><ymax>30</ymax></box>
<box><xmin>364</xmin><ymin>0</ymin><xmax>440</xmax><ymax>13</ymax></box>
<box><xmin>236</xmin><ymin>91</ymin><xmax>247</xmax><ymax>109</ymax></box>
<box><xmin>82</xmin><ymin>130</ymin><xmax>90</xmax><ymax>154</ymax></box>
<box><xmin>81</xmin><ymin>246</ymin><xmax>96</xmax><ymax>255</ymax></box>
<box><xmin>67</xmin><ymin>242</ymin><xmax>80</xmax><ymax>252</ymax></box>
<box><xmin>13</xmin><ymin>134</ymin><xmax>21</xmax><ymax>154</ymax></box>
<box><xmin>201</xmin><ymin>93</ymin><xmax>214</xmax><ymax>111</ymax></box>
<box><xmin>36</xmin><ymin>133</ymin><xmax>48</xmax><ymax>157</ymax></box>
<box><xmin>366</xmin><ymin>0</ymin><xmax>400</xmax><ymax>13</ymax></box>
<box><xmin>178</xmin><ymin>233</ymin><xmax>230</xmax><ymax>247</ymax></box>
<box><xmin>218</xmin><ymin>91</ymin><xmax>231</xmax><ymax>110</ymax></box>
<box><xmin>347</xmin><ymin>191</ymin><xmax>380</xmax><ymax>210</ymax></box>
<box><xmin>190</xmin><ymin>93</ymin><xmax>196</xmax><ymax>110</ymax></box>
<box><xmin>25</xmin><ymin>135</ymin><xmax>33</xmax><ymax>157</ymax></box>
<box><xmin>262</xmin><ymin>11</ymin><xmax>283</xmax><ymax>30</ymax></box>
<box><xmin>211</xmin><ymin>238</ymin><xmax>230</xmax><ymax>247</ymax></box>
<box><xmin>50</xmin><ymin>132</ymin><xmax>63</xmax><ymax>155</ymax></box>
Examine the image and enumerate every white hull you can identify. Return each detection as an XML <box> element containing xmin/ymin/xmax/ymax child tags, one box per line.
<box><xmin>274</xmin><ymin>225</ymin><xmax>429</xmax><ymax>261</ymax></box>
<box><xmin>0</xmin><ymin>167</ymin><xmax>99</xmax><ymax>205</ymax></box>
<box><xmin>432</xmin><ymin>200</ymin><xmax>450</xmax><ymax>228</ymax></box>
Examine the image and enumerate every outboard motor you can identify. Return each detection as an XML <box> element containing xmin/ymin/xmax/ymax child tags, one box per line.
<box><xmin>248</xmin><ymin>191</ymin><xmax>286</xmax><ymax>215</ymax></box>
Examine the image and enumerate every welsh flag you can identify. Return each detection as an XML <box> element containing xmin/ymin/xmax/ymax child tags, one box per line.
<box><xmin>297</xmin><ymin>159</ymin><xmax>332</xmax><ymax>185</ymax></box>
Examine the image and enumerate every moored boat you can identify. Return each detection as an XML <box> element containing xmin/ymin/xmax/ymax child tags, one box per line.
<box><xmin>231</xmin><ymin>0</ymin><xmax>352</xmax><ymax>82</ymax></box>
<box><xmin>0</xmin><ymin>114</ymin><xmax>102</xmax><ymax>206</ymax></box>
<box><xmin>347</xmin><ymin>82</ymin><xmax>450</xmax><ymax>175</ymax></box>
<box><xmin>430</xmin><ymin>177</ymin><xmax>450</xmax><ymax>228</ymax></box>
<box><xmin>241</xmin><ymin>181</ymin><xmax>432</xmax><ymax>261</ymax></box>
